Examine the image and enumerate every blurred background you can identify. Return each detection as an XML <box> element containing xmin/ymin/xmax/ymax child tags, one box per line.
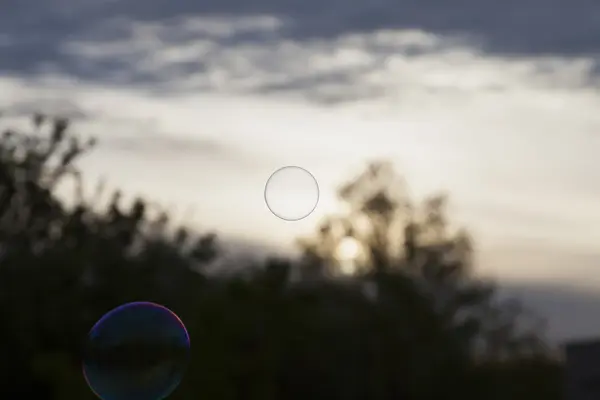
<box><xmin>1</xmin><ymin>0</ymin><xmax>599</xmax><ymax>398</ymax></box>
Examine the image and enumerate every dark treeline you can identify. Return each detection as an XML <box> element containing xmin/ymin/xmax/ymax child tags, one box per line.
<box><xmin>84</xmin><ymin>342</ymin><xmax>190</xmax><ymax>369</ymax></box>
<box><xmin>0</xmin><ymin>115</ymin><xmax>562</xmax><ymax>399</ymax></box>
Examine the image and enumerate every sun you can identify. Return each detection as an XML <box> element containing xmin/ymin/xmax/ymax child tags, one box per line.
<box><xmin>335</xmin><ymin>236</ymin><xmax>362</xmax><ymax>262</ymax></box>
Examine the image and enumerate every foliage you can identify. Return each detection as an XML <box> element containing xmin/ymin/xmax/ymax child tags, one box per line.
<box><xmin>298</xmin><ymin>161</ymin><xmax>549</xmax><ymax>361</ymax></box>
<box><xmin>0</xmin><ymin>116</ymin><xmax>561</xmax><ymax>399</ymax></box>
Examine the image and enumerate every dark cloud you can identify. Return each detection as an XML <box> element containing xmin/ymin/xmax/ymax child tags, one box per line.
<box><xmin>501</xmin><ymin>282</ymin><xmax>600</xmax><ymax>344</ymax></box>
<box><xmin>1</xmin><ymin>0</ymin><xmax>600</xmax><ymax>95</ymax></box>
<box><xmin>3</xmin><ymin>0</ymin><xmax>600</xmax><ymax>55</ymax></box>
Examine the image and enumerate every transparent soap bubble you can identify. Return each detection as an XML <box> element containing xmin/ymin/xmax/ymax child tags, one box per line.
<box><xmin>83</xmin><ymin>301</ymin><xmax>190</xmax><ymax>400</ymax></box>
<box><xmin>264</xmin><ymin>166</ymin><xmax>319</xmax><ymax>221</ymax></box>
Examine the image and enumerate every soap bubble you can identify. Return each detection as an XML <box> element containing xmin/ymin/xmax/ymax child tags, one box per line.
<box><xmin>83</xmin><ymin>301</ymin><xmax>190</xmax><ymax>400</ymax></box>
<box><xmin>264</xmin><ymin>166</ymin><xmax>320</xmax><ymax>221</ymax></box>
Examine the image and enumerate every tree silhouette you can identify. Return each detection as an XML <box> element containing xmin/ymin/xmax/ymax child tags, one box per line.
<box><xmin>297</xmin><ymin>160</ymin><xmax>559</xmax><ymax>397</ymax></box>
<box><xmin>0</xmin><ymin>115</ymin><xmax>217</xmax><ymax>397</ymax></box>
<box><xmin>0</xmin><ymin>116</ymin><xmax>562</xmax><ymax>399</ymax></box>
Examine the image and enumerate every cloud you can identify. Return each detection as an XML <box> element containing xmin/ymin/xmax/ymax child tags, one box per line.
<box><xmin>501</xmin><ymin>282</ymin><xmax>600</xmax><ymax>343</ymax></box>
<box><xmin>5</xmin><ymin>0</ymin><xmax>600</xmax><ymax>57</ymax></box>
<box><xmin>57</xmin><ymin>19</ymin><xmax>600</xmax><ymax>104</ymax></box>
<box><xmin>2</xmin><ymin>0</ymin><xmax>600</xmax><ymax>103</ymax></box>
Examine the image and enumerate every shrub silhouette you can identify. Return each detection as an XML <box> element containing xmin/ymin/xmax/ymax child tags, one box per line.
<box><xmin>0</xmin><ymin>116</ymin><xmax>561</xmax><ymax>399</ymax></box>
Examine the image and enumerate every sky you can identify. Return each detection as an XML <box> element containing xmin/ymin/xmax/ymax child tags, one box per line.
<box><xmin>1</xmin><ymin>0</ymin><xmax>600</xmax><ymax>341</ymax></box>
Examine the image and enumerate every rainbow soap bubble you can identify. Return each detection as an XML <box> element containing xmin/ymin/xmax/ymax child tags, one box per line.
<box><xmin>83</xmin><ymin>301</ymin><xmax>190</xmax><ymax>400</ymax></box>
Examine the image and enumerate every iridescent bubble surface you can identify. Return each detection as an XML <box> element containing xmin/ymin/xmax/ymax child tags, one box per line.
<box><xmin>83</xmin><ymin>301</ymin><xmax>190</xmax><ymax>400</ymax></box>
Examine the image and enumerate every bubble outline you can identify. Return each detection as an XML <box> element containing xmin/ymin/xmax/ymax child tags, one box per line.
<box><xmin>264</xmin><ymin>165</ymin><xmax>320</xmax><ymax>221</ymax></box>
<box><xmin>82</xmin><ymin>301</ymin><xmax>190</xmax><ymax>400</ymax></box>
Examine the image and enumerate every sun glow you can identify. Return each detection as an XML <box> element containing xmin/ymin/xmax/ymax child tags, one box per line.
<box><xmin>334</xmin><ymin>236</ymin><xmax>363</xmax><ymax>275</ymax></box>
<box><xmin>335</xmin><ymin>236</ymin><xmax>362</xmax><ymax>261</ymax></box>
